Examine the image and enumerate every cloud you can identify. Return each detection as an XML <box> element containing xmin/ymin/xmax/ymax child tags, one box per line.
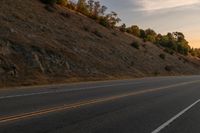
<box><xmin>136</xmin><ymin>0</ymin><xmax>200</xmax><ymax>11</ymax></box>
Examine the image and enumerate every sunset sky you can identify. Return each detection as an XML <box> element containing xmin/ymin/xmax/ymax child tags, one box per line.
<box><xmin>99</xmin><ymin>0</ymin><xmax>200</xmax><ymax>48</ymax></box>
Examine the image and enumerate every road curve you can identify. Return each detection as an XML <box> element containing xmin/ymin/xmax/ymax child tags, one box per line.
<box><xmin>0</xmin><ymin>76</ymin><xmax>200</xmax><ymax>133</ymax></box>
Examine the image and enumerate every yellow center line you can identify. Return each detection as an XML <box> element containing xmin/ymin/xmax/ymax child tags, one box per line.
<box><xmin>0</xmin><ymin>80</ymin><xmax>199</xmax><ymax>124</ymax></box>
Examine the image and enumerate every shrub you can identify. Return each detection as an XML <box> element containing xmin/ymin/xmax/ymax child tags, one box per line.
<box><xmin>83</xmin><ymin>26</ymin><xmax>89</xmax><ymax>32</ymax></box>
<box><xmin>131</xmin><ymin>42</ymin><xmax>140</xmax><ymax>49</ymax></box>
<box><xmin>142</xmin><ymin>43</ymin><xmax>146</xmax><ymax>48</ymax></box>
<box><xmin>93</xmin><ymin>30</ymin><xmax>103</xmax><ymax>38</ymax></box>
<box><xmin>112</xmin><ymin>32</ymin><xmax>117</xmax><ymax>36</ymax></box>
<box><xmin>99</xmin><ymin>17</ymin><xmax>110</xmax><ymax>28</ymax></box>
<box><xmin>154</xmin><ymin>71</ymin><xmax>160</xmax><ymax>76</ymax></box>
<box><xmin>57</xmin><ymin>0</ymin><xmax>68</xmax><ymax>6</ymax></box>
<box><xmin>45</xmin><ymin>5</ymin><xmax>57</xmax><ymax>12</ymax></box>
<box><xmin>159</xmin><ymin>53</ymin><xmax>166</xmax><ymax>60</ymax></box>
<box><xmin>165</xmin><ymin>65</ymin><xmax>172</xmax><ymax>72</ymax></box>
<box><xmin>60</xmin><ymin>12</ymin><xmax>70</xmax><ymax>18</ymax></box>
<box><xmin>164</xmin><ymin>48</ymin><xmax>174</xmax><ymax>55</ymax></box>
<box><xmin>66</xmin><ymin>1</ymin><xmax>76</xmax><ymax>10</ymax></box>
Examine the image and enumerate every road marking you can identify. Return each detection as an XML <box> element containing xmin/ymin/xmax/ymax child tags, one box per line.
<box><xmin>0</xmin><ymin>82</ymin><xmax>143</xmax><ymax>100</ymax></box>
<box><xmin>151</xmin><ymin>99</ymin><xmax>200</xmax><ymax>133</ymax></box>
<box><xmin>0</xmin><ymin>80</ymin><xmax>199</xmax><ymax>100</ymax></box>
<box><xmin>0</xmin><ymin>80</ymin><xmax>200</xmax><ymax>124</ymax></box>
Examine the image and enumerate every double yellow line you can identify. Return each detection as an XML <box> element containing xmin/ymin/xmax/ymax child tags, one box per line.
<box><xmin>0</xmin><ymin>80</ymin><xmax>199</xmax><ymax>124</ymax></box>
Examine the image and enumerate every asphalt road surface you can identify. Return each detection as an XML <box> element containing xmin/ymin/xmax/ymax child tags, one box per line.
<box><xmin>0</xmin><ymin>76</ymin><xmax>200</xmax><ymax>133</ymax></box>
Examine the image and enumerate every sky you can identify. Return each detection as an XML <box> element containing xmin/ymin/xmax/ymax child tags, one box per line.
<box><xmin>99</xmin><ymin>0</ymin><xmax>200</xmax><ymax>48</ymax></box>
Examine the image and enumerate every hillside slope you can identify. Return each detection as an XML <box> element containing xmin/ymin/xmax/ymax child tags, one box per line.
<box><xmin>0</xmin><ymin>0</ymin><xmax>200</xmax><ymax>88</ymax></box>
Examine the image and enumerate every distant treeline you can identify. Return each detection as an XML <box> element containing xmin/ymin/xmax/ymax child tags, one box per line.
<box><xmin>42</xmin><ymin>0</ymin><xmax>200</xmax><ymax>57</ymax></box>
<box><xmin>119</xmin><ymin>25</ymin><xmax>200</xmax><ymax>57</ymax></box>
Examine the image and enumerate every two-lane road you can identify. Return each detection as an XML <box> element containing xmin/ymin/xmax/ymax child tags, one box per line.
<box><xmin>0</xmin><ymin>76</ymin><xmax>200</xmax><ymax>133</ymax></box>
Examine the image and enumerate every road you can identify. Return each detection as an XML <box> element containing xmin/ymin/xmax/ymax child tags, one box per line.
<box><xmin>0</xmin><ymin>76</ymin><xmax>200</xmax><ymax>133</ymax></box>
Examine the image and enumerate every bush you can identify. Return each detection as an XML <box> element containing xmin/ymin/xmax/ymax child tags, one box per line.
<box><xmin>131</xmin><ymin>42</ymin><xmax>140</xmax><ymax>49</ymax></box>
<box><xmin>99</xmin><ymin>17</ymin><xmax>110</xmax><ymax>28</ymax></box>
<box><xmin>45</xmin><ymin>5</ymin><xmax>57</xmax><ymax>12</ymax></box>
<box><xmin>93</xmin><ymin>30</ymin><xmax>103</xmax><ymax>38</ymax></box>
<box><xmin>159</xmin><ymin>53</ymin><xmax>166</xmax><ymax>60</ymax></box>
<box><xmin>83</xmin><ymin>26</ymin><xmax>89</xmax><ymax>32</ymax></box>
<box><xmin>164</xmin><ymin>48</ymin><xmax>174</xmax><ymax>55</ymax></box>
<box><xmin>165</xmin><ymin>65</ymin><xmax>172</xmax><ymax>72</ymax></box>
<box><xmin>66</xmin><ymin>1</ymin><xmax>76</xmax><ymax>10</ymax></box>
<box><xmin>154</xmin><ymin>71</ymin><xmax>160</xmax><ymax>76</ymax></box>
<box><xmin>60</xmin><ymin>12</ymin><xmax>70</xmax><ymax>18</ymax></box>
<box><xmin>57</xmin><ymin>0</ymin><xmax>68</xmax><ymax>6</ymax></box>
<box><xmin>112</xmin><ymin>32</ymin><xmax>118</xmax><ymax>36</ymax></box>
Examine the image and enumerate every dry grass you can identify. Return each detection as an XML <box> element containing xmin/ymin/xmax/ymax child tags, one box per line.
<box><xmin>0</xmin><ymin>0</ymin><xmax>200</xmax><ymax>88</ymax></box>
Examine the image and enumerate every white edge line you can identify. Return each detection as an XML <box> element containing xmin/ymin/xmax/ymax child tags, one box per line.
<box><xmin>0</xmin><ymin>80</ymin><xmax>200</xmax><ymax>100</ymax></box>
<box><xmin>151</xmin><ymin>99</ymin><xmax>200</xmax><ymax>133</ymax></box>
<box><xmin>0</xmin><ymin>82</ymin><xmax>142</xmax><ymax>100</ymax></box>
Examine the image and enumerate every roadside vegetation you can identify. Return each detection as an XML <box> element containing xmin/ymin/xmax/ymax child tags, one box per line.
<box><xmin>41</xmin><ymin>0</ymin><xmax>121</xmax><ymax>29</ymax></box>
<box><xmin>41</xmin><ymin>0</ymin><xmax>200</xmax><ymax>58</ymax></box>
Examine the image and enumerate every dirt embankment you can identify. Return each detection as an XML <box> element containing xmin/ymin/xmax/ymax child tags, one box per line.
<box><xmin>0</xmin><ymin>0</ymin><xmax>200</xmax><ymax>88</ymax></box>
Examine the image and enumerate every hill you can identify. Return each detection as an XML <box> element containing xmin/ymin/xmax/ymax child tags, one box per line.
<box><xmin>0</xmin><ymin>0</ymin><xmax>200</xmax><ymax>88</ymax></box>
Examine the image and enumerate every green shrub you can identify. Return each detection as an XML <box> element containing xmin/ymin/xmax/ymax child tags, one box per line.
<box><xmin>159</xmin><ymin>53</ymin><xmax>166</xmax><ymax>60</ymax></box>
<box><xmin>99</xmin><ymin>17</ymin><xmax>110</xmax><ymax>28</ymax></box>
<box><xmin>131</xmin><ymin>42</ymin><xmax>140</xmax><ymax>49</ymax></box>
<box><xmin>66</xmin><ymin>1</ymin><xmax>76</xmax><ymax>10</ymax></box>
<box><xmin>57</xmin><ymin>0</ymin><xmax>68</xmax><ymax>6</ymax></box>
<box><xmin>164</xmin><ymin>48</ymin><xmax>174</xmax><ymax>55</ymax></box>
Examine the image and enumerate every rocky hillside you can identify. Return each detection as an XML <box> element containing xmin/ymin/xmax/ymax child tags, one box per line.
<box><xmin>0</xmin><ymin>0</ymin><xmax>200</xmax><ymax>88</ymax></box>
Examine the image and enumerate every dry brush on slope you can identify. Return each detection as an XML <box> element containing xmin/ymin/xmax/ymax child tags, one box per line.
<box><xmin>0</xmin><ymin>0</ymin><xmax>200</xmax><ymax>88</ymax></box>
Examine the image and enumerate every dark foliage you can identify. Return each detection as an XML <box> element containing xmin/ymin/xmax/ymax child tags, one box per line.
<box><xmin>131</xmin><ymin>42</ymin><xmax>140</xmax><ymax>49</ymax></box>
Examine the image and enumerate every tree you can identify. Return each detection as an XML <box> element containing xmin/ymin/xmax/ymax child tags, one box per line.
<box><xmin>146</xmin><ymin>35</ymin><xmax>156</xmax><ymax>43</ymax></box>
<box><xmin>119</xmin><ymin>23</ymin><xmax>126</xmax><ymax>32</ymax></box>
<box><xmin>144</xmin><ymin>28</ymin><xmax>157</xmax><ymax>43</ymax></box>
<box><xmin>157</xmin><ymin>32</ymin><xmax>191</xmax><ymax>55</ymax></box>
<box><xmin>67</xmin><ymin>0</ymin><xmax>76</xmax><ymax>10</ymax></box>
<box><xmin>93</xmin><ymin>1</ymin><xmax>101</xmax><ymax>18</ymax></box>
<box><xmin>87</xmin><ymin>0</ymin><xmax>94</xmax><ymax>15</ymax></box>
<box><xmin>99</xmin><ymin>5</ymin><xmax>107</xmax><ymax>16</ymax></box>
<box><xmin>140</xmin><ymin>29</ymin><xmax>146</xmax><ymax>39</ymax></box>
<box><xmin>159</xmin><ymin>35</ymin><xmax>170</xmax><ymax>47</ymax></box>
<box><xmin>77</xmin><ymin>0</ymin><xmax>89</xmax><ymax>15</ymax></box>
<box><xmin>173</xmin><ymin>32</ymin><xmax>190</xmax><ymax>55</ymax></box>
<box><xmin>57</xmin><ymin>0</ymin><xmax>68</xmax><ymax>6</ymax></box>
<box><xmin>103</xmin><ymin>11</ymin><xmax>121</xmax><ymax>28</ymax></box>
<box><xmin>145</xmin><ymin>28</ymin><xmax>157</xmax><ymax>37</ymax></box>
<box><xmin>127</xmin><ymin>25</ymin><xmax>140</xmax><ymax>37</ymax></box>
<box><xmin>99</xmin><ymin>16</ymin><xmax>110</xmax><ymax>27</ymax></box>
<box><xmin>173</xmin><ymin>32</ymin><xmax>185</xmax><ymax>42</ymax></box>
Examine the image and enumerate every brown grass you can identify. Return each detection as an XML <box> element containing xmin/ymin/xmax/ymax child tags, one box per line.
<box><xmin>0</xmin><ymin>0</ymin><xmax>200</xmax><ymax>88</ymax></box>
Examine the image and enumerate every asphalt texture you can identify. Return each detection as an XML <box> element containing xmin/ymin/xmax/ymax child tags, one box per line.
<box><xmin>0</xmin><ymin>76</ymin><xmax>200</xmax><ymax>133</ymax></box>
